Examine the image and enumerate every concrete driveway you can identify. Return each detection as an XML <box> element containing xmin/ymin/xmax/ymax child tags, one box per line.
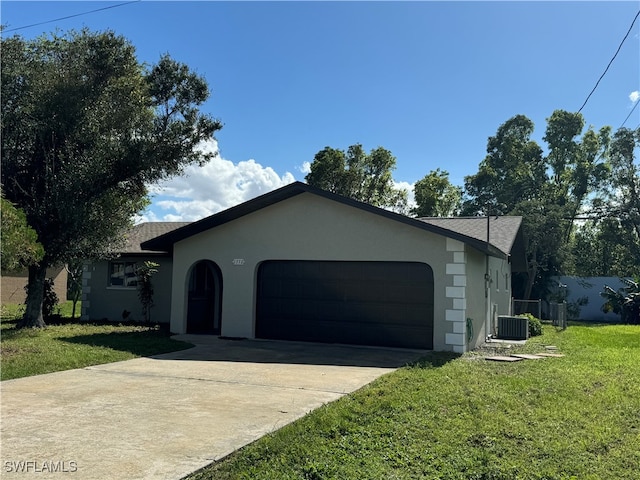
<box><xmin>1</xmin><ymin>336</ymin><xmax>424</xmax><ymax>480</ymax></box>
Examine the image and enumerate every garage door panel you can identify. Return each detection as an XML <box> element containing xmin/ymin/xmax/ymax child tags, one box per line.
<box><xmin>262</xmin><ymin>301</ymin><xmax>433</xmax><ymax>327</ymax></box>
<box><xmin>257</xmin><ymin>261</ymin><xmax>434</xmax><ymax>349</ymax></box>
<box><xmin>263</xmin><ymin>319</ymin><xmax>429</xmax><ymax>348</ymax></box>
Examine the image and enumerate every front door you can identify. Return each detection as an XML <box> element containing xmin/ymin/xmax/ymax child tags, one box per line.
<box><xmin>186</xmin><ymin>261</ymin><xmax>222</xmax><ymax>334</ymax></box>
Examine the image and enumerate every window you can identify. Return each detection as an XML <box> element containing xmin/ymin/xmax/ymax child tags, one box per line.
<box><xmin>109</xmin><ymin>261</ymin><xmax>138</xmax><ymax>287</ymax></box>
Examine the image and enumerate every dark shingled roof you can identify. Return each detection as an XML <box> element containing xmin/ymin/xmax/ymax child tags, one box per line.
<box><xmin>121</xmin><ymin>222</ymin><xmax>191</xmax><ymax>254</ymax></box>
<box><xmin>417</xmin><ymin>216</ymin><xmax>523</xmax><ymax>257</ymax></box>
<box><xmin>140</xmin><ymin>182</ymin><xmax>525</xmax><ymax>262</ymax></box>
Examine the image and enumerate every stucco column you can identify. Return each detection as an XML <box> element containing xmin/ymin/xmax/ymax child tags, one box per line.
<box><xmin>444</xmin><ymin>238</ymin><xmax>467</xmax><ymax>354</ymax></box>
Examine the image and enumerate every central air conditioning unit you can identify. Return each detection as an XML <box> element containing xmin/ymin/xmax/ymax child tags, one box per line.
<box><xmin>497</xmin><ymin>315</ymin><xmax>529</xmax><ymax>340</ymax></box>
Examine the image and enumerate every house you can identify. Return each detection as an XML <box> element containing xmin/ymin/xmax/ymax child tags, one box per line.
<box><xmin>81</xmin><ymin>222</ymin><xmax>189</xmax><ymax>324</ymax></box>
<box><xmin>82</xmin><ymin>182</ymin><xmax>526</xmax><ymax>353</ymax></box>
<box><xmin>1</xmin><ymin>265</ymin><xmax>68</xmax><ymax>306</ymax></box>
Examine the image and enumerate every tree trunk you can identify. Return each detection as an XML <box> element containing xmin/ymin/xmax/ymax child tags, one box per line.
<box><xmin>18</xmin><ymin>262</ymin><xmax>48</xmax><ymax>328</ymax></box>
<box><xmin>524</xmin><ymin>263</ymin><xmax>538</xmax><ymax>300</ymax></box>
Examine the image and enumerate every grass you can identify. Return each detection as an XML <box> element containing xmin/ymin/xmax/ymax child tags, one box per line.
<box><xmin>186</xmin><ymin>323</ymin><xmax>640</xmax><ymax>480</ymax></box>
<box><xmin>1</xmin><ymin>301</ymin><xmax>193</xmax><ymax>381</ymax></box>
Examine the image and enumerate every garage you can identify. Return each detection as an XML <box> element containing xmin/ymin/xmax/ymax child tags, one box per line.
<box><xmin>256</xmin><ymin>260</ymin><xmax>434</xmax><ymax>349</ymax></box>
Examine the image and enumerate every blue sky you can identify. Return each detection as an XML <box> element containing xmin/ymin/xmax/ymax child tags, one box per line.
<box><xmin>2</xmin><ymin>1</ymin><xmax>638</xmax><ymax>221</ymax></box>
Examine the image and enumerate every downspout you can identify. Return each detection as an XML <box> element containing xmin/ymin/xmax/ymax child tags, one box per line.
<box><xmin>485</xmin><ymin>214</ymin><xmax>492</xmax><ymax>341</ymax></box>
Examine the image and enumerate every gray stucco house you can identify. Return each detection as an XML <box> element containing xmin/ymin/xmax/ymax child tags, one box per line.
<box><xmin>82</xmin><ymin>182</ymin><xmax>526</xmax><ymax>353</ymax></box>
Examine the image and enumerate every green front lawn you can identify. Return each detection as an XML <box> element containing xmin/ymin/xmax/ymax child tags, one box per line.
<box><xmin>1</xmin><ymin>302</ymin><xmax>193</xmax><ymax>380</ymax></box>
<box><xmin>187</xmin><ymin>324</ymin><xmax>640</xmax><ymax>480</ymax></box>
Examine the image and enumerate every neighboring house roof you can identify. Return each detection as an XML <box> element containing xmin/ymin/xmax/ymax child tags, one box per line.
<box><xmin>141</xmin><ymin>182</ymin><xmax>524</xmax><ymax>261</ymax></box>
<box><xmin>121</xmin><ymin>222</ymin><xmax>191</xmax><ymax>254</ymax></box>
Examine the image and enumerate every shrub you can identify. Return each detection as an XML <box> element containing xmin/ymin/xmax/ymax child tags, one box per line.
<box><xmin>135</xmin><ymin>261</ymin><xmax>159</xmax><ymax>324</ymax></box>
<box><xmin>23</xmin><ymin>277</ymin><xmax>58</xmax><ymax>320</ymax></box>
<box><xmin>43</xmin><ymin>278</ymin><xmax>60</xmax><ymax>320</ymax></box>
<box><xmin>518</xmin><ymin>313</ymin><xmax>543</xmax><ymax>337</ymax></box>
<box><xmin>601</xmin><ymin>278</ymin><xmax>640</xmax><ymax>325</ymax></box>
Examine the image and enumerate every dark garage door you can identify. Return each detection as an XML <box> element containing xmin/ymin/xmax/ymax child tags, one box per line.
<box><xmin>256</xmin><ymin>261</ymin><xmax>434</xmax><ymax>349</ymax></box>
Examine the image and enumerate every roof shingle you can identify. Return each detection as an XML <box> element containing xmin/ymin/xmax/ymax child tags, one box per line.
<box><xmin>417</xmin><ymin>216</ymin><xmax>523</xmax><ymax>257</ymax></box>
<box><xmin>121</xmin><ymin>222</ymin><xmax>191</xmax><ymax>254</ymax></box>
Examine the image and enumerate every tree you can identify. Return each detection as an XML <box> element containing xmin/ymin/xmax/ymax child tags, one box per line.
<box><xmin>511</xmin><ymin>200</ymin><xmax>572</xmax><ymax>299</ymax></box>
<box><xmin>542</xmin><ymin>111</ymin><xmax>610</xmax><ymax>241</ymax></box>
<box><xmin>305</xmin><ymin>144</ymin><xmax>408</xmax><ymax>212</ymax></box>
<box><xmin>461</xmin><ymin>111</ymin><xmax>611</xmax><ymax>299</ymax></box>
<box><xmin>65</xmin><ymin>260</ymin><xmax>84</xmax><ymax>319</ymax></box>
<box><xmin>569</xmin><ymin>218</ymin><xmax>636</xmax><ymax>277</ymax></box>
<box><xmin>0</xmin><ymin>195</ymin><xmax>44</xmax><ymax>273</ymax></box>
<box><xmin>412</xmin><ymin>169</ymin><xmax>461</xmax><ymax>217</ymax></box>
<box><xmin>462</xmin><ymin>115</ymin><xmax>545</xmax><ymax>216</ymax></box>
<box><xmin>566</xmin><ymin>126</ymin><xmax>639</xmax><ymax>278</ymax></box>
<box><xmin>605</xmin><ymin>127</ymin><xmax>640</xmax><ymax>255</ymax></box>
<box><xmin>1</xmin><ymin>29</ymin><xmax>222</xmax><ymax>328</ymax></box>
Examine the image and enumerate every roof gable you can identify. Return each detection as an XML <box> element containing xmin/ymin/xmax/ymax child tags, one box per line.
<box><xmin>141</xmin><ymin>182</ymin><xmax>522</xmax><ymax>259</ymax></box>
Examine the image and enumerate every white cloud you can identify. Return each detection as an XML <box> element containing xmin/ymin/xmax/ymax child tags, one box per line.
<box><xmin>630</xmin><ymin>91</ymin><xmax>640</xmax><ymax>103</ymax></box>
<box><xmin>132</xmin><ymin>140</ymin><xmax>419</xmax><ymax>223</ymax></box>
<box><xmin>135</xmin><ymin>139</ymin><xmax>296</xmax><ymax>222</ymax></box>
<box><xmin>297</xmin><ymin>161</ymin><xmax>312</xmax><ymax>175</ymax></box>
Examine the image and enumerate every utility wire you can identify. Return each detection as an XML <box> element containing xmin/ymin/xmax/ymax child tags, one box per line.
<box><xmin>2</xmin><ymin>1</ymin><xmax>142</xmax><ymax>34</ymax></box>
<box><xmin>577</xmin><ymin>9</ymin><xmax>640</xmax><ymax>113</ymax></box>
<box><xmin>620</xmin><ymin>99</ymin><xmax>639</xmax><ymax>129</ymax></box>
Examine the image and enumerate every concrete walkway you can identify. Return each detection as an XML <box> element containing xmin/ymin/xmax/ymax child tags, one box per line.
<box><xmin>1</xmin><ymin>336</ymin><xmax>424</xmax><ymax>480</ymax></box>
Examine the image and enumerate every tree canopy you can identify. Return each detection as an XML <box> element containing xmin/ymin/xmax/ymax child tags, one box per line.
<box><xmin>462</xmin><ymin>114</ymin><xmax>546</xmax><ymax>216</ymax></box>
<box><xmin>462</xmin><ymin>110</ymin><xmax>617</xmax><ymax>298</ymax></box>
<box><xmin>570</xmin><ymin>126</ymin><xmax>640</xmax><ymax>277</ymax></box>
<box><xmin>305</xmin><ymin>144</ymin><xmax>408</xmax><ymax>213</ymax></box>
<box><xmin>412</xmin><ymin>169</ymin><xmax>461</xmax><ymax>217</ymax></box>
<box><xmin>1</xmin><ymin>29</ymin><xmax>222</xmax><ymax>327</ymax></box>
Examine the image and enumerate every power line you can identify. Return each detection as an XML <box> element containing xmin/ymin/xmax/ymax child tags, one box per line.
<box><xmin>620</xmin><ymin>99</ymin><xmax>639</xmax><ymax>129</ymax></box>
<box><xmin>2</xmin><ymin>1</ymin><xmax>142</xmax><ymax>34</ymax></box>
<box><xmin>577</xmin><ymin>9</ymin><xmax>640</xmax><ymax>114</ymax></box>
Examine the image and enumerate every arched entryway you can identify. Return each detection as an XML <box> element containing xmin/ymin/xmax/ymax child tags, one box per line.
<box><xmin>186</xmin><ymin>260</ymin><xmax>222</xmax><ymax>335</ymax></box>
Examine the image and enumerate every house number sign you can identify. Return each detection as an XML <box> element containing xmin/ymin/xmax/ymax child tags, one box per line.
<box><xmin>232</xmin><ymin>258</ymin><xmax>245</xmax><ymax>266</ymax></box>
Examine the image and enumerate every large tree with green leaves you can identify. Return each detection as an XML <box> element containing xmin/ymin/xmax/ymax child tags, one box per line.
<box><xmin>462</xmin><ymin>111</ymin><xmax>610</xmax><ymax>299</ymax></box>
<box><xmin>605</xmin><ymin>127</ymin><xmax>640</xmax><ymax>253</ymax></box>
<box><xmin>462</xmin><ymin>115</ymin><xmax>546</xmax><ymax>216</ymax></box>
<box><xmin>569</xmin><ymin>126</ymin><xmax>640</xmax><ymax>277</ymax></box>
<box><xmin>569</xmin><ymin>218</ymin><xmax>636</xmax><ymax>277</ymax></box>
<box><xmin>1</xmin><ymin>29</ymin><xmax>222</xmax><ymax>328</ymax></box>
<box><xmin>542</xmin><ymin>110</ymin><xmax>610</xmax><ymax>241</ymax></box>
<box><xmin>412</xmin><ymin>169</ymin><xmax>461</xmax><ymax>217</ymax></box>
<box><xmin>305</xmin><ymin>144</ymin><xmax>408</xmax><ymax>212</ymax></box>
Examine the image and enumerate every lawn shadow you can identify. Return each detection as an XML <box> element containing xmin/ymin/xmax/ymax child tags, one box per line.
<box><xmin>58</xmin><ymin>329</ymin><xmax>194</xmax><ymax>357</ymax></box>
<box><xmin>569</xmin><ymin>320</ymin><xmax>638</xmax><ymax>327</ymax></box>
